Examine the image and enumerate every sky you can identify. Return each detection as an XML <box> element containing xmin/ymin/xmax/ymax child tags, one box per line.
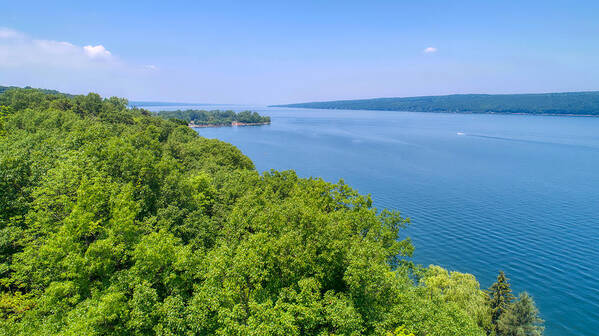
<box><xmin>1</xmin><ymin>0</ymin><xmax>598</xmax><ymax>104</ymax></box>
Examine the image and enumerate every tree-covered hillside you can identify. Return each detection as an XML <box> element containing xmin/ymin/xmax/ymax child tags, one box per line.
<box><xmin>0</xmin><ymin>87</ymin><xmax>542</xmax><ymax>335</ymax></box>
<box><xmin>0</xmin><ymin>86</ymin><xmax>69</xmax><ymax>97</ymax></box>
<box><xmin>157</xmin><ymin>109</ymin><xmax>271</xmax><ymax>126</ymax></box>
<box><xmin>274</xmin><ymin>91</ymin><xmax>599</xmax><ymax>116</ymax></box>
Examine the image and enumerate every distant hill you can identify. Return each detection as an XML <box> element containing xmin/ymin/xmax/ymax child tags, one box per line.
<box><xmin>0</xmin><ymin>85</ymin><xmax>71</xmax><ymax>97</ymax></box>
<box><xmin>129</xmin><ymin>101</ymin><xmax>201</xmax><ymax>107</ymax></box>
<box><xmin>273</xmin><ymin>91</ymin><xmax>599</xmax><ymax>116</ymax></box>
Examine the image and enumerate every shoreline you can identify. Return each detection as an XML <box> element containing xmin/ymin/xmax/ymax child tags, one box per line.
<box><xmin>270</xmin><ymin>106</ymin><xmax>599</xmax><ymax>117</ymax></box>
<box><xmin>189</xmin><ymin>121</ymin><xmax>271</xmax><ymax>128</ymax></box>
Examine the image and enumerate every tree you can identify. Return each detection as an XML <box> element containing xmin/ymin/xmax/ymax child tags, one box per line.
<box><xmin>0</xmin><ymin>105</ymin><xmax>11</xmax><ymax>136</ymax></box>
<box><xmin>488</xmin><ymin>271</ymin><xmax>515</xmax><ymax>328</ymax></box>
<box><xmin>420</xmin><ymin>265</ymin><xmax>492</xmax><ymax>332</ymax></box>
<box><xmin>386</xmin><ymin>325</ymin><xmax>414</xmax><ymax>336</ymax></box>
<box><xmin>497</xmin><ymin>292</ymin><xmax>544</xmax><ymax>336</ymax></box>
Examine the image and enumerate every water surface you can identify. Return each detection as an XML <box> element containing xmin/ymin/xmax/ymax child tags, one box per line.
<box><xmin>146</xmin><ymin>104</ymin><xmax>599</xmax><ymax>336</ymax></box>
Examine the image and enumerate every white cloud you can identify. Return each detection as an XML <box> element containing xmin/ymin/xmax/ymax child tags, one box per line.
<box><xmin>33</xmin><ymin>40</ymin><xmax>77</xmax><ymax>57</ymax></box>
<box><xmin>83</xmin><ymin>45</ymin><xmax>112</xmax><ymax>59</ymax></box>
<box><xmin>0</xmin><ymin>28</ymin><xmax>117</xmax><ymax>67</ymax></box>
<box><xmin>144</xmin><ymin>64</ymin><xmax>158</xmax><ymax>71</ymax></box>
<box><xmin>0</xmin><ymin>27</ymin><xmax>25</xmax><ymax>39</ymax></box>
<box><xmin>0</xmin><ymin>27</ymin><xmax>159</xmax><ymax>98</ymax></box>
<box><xmin>423</xmin><ymin>47</ymin><xmax>438</xmax><ymax>53</ymax></box>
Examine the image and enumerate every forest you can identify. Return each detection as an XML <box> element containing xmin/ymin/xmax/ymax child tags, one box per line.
<box><xmin>157</xmin><ymin>109</ymin><xmax>271</xmax><ymax>126</ymax></box>
<box><xmin>0</xmin><ymin>86</ymin><xmax>68</xmax><ymax>97</ymax></box>
<box><xmin>274</xmin><ymin>91</ymin><xmax>599</xmax><ymax>116</ymax></box>
<box><xmin>0</xmin><ymin>87</ymin><xmax>542</xmax><ymax>335</ymax></box>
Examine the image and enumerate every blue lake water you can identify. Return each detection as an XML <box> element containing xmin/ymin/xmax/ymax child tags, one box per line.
<box><xmin>144</xmin><ymin>104</ymin><xmax>599</xmax><ymax>336</ymax></box>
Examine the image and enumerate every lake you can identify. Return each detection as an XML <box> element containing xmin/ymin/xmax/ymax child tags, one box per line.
<box><xmin>143</xmin><ymin>104</ymin><xmax>599</xmax><ymax>336</ymax></box>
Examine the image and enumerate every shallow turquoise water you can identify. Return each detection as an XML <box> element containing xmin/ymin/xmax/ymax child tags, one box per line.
<box><xmin>146</xmin><ymin>104</ymin><xmax>599</xmax><ymax>335</ymax></box>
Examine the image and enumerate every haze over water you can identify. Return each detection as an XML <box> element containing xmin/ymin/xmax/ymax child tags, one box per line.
<box><xmin>144</xmin><ymin>104</ymin><xmax>599</xmax><ymax>336</ymax></box>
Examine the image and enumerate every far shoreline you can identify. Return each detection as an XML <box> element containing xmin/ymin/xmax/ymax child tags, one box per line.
<box><xmin>270</xmin><ymin>106</ymin><xmax>599</xmax><ymax>118</ymax></box>
<box><xmin>189</xmin><ymin>121</ymin><xmax>271</xmax><ymax>128</ymax></box>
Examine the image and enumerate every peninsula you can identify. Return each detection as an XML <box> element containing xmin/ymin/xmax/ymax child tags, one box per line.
<box><xmin>157</xmin><ymin>109</ymin><xmax>271</xmax><ymax>127</ymax></box>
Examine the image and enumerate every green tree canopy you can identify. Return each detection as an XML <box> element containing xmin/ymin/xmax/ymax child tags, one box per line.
<box><xmin>0</xmin><ymin>87</ymin><xmax>536</xmax><ymax>335</ymax></box>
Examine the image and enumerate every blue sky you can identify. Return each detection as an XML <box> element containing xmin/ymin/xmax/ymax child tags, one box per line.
<box><xmin>1</xmin><ymin>1</ymin><xmax>598</xmax><ymax>104</ymax></box>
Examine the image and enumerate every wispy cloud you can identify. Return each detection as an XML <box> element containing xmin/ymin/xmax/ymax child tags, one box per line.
<box><xmin>0</xmin><ymin>27</ymin><xmax>25</xmax><ymax>39</ymax></box>
<box><xmin>0</xmin><ymin>27</ymin><xmax>159</xmax><ymax>97</ymax></box>
<box><xmin>0</xmin><ymin>27</ymin><xmax>119</xmax><ymax>68</ymax></box>
<box><xmin>423</xmin><ymin>47</ymin><xmax>437</xmax><ymax>54</ymax></box>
